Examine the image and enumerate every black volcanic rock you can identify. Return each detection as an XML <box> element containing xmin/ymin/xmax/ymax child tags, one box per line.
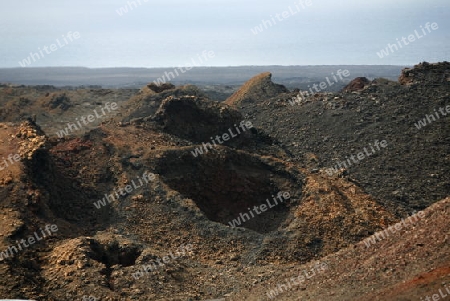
<box><xmin>153</xmin><ymin>94</ymin><xmax>250</xmax><ymax>144</ymax></box>
<box><xmin>235</xmin><ymin>62</ymin><xmax>450</xmax><ymax>213</ymax></box>
<box><xmin>399</xmin><ymin>61</ymin><xmax>450</xmax><ymax>85</ymax></box>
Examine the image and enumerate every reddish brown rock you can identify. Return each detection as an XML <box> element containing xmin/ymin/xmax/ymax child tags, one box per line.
<box><xmin>342</xmin><ymin>77</ymin><xmax>371</xmax><ymax>92</ymax></box>
<box><xmin>225</xmin><ymin>72</ymin><xmax>288</xmax><ymax>107</ymax></box>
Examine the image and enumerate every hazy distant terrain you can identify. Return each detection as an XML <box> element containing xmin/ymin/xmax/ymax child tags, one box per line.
<box><xmin>0</xmin><ymin>65</ymin><xmax>405</xmax><ymax>89</ymax></box>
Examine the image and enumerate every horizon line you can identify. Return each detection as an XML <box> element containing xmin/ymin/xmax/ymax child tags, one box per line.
<box><xmin>0</xmin><ymin>64</ymin><xmax>415</xmax><ymax>71</ymax></box>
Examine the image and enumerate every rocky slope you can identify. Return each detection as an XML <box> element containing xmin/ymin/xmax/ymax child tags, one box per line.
<box><xmin>224</xmin><ymin>72</ymin><xmax>288</xmax><ymax>107</ymax></box>
<box><xmin>232</xmin><ymin>62</ymin><xmax>450</xmax><ymax>213</ymax></box>
<box><xmin>0</xmin><ymin>61</ymin><xmax>448</xmax><ymax>300</ymax></box>
<box><xmin>0</xmin><ymin>85</ymin><xmax>136</xmax><ymax>137</ymax></box>
<box><xmin>230</xmin><ymin>197</ymin><xmax>450</xmax><ymax>301</ymax></box>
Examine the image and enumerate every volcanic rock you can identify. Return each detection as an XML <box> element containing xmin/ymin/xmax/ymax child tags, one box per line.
<box><xmin>342</xmin><ymin>77</ymin><xmax>371</xmax><ymax>92</ymax></box>
<box><xmin>225</xmin><ymin>72</ymin><xmax>289</xmax><ymax>107</ymax></box>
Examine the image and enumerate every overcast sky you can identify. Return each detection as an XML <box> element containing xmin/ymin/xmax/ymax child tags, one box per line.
<box><xmin>1</xmin><ymin>0</ymin><xmax>449</xmax><ymax>68</ymax></box>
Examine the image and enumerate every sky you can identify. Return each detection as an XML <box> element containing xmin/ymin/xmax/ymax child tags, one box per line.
<box><xmin>0</xmin><ymin>0</ymin><xmax>449</xmax><ymax>68</ymax></box>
